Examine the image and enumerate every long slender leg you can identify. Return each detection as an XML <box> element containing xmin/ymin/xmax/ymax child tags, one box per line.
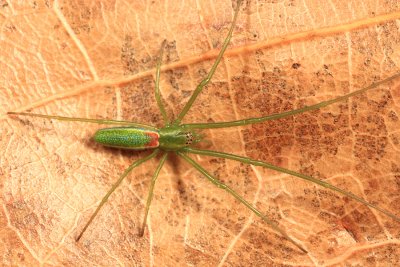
<box><xmin>178</xmin><ymin>151</ymin><xmax>307</xmax><ymax>253</ymax></box>
<box><xmin>139</xmin><ymin>152</ymin><xmax>168</xmax><ymax>236</ymax></box>
<box><xmin>174</xmin><ymin>0</ymin><xmax>242</xmax><ymax>124</ymax></box>
<box><xmin>7</xmin><ymin>112</ymin><xmax>157</xmax><ymax>130</ymax></box>
<box><xmin>183</xmin><ymin>147</ymin><xmax>400</xmax><ymax>223</ymax></box>
<box><xmin>181</xmin><ymin>72</ymin><xmax>400</xmax><ymax>130</ymax></box>
<box><xmin>154</xmin><ymin>40</ymin><xmax>169</xmax><ymax>125</ymax></box>
<box><xmin>76</xmin><ymin>149</ymin><xmax>159</xmax><ymax>241</ymax></box>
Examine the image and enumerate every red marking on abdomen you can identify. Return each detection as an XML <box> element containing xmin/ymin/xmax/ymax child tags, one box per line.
<box><xmin>146</xmin><ymin>132</ymin><xmax>159</xmax><ymax>148</ymax></box>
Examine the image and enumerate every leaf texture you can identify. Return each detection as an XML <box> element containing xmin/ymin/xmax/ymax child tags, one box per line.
<box><xmin>1</xmin><ymin>0</ymin><xmax>400</xmax><ymax>266</ymax></box>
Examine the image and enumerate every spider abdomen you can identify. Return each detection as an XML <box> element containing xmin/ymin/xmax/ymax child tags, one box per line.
<box><xmin>94</xmin><ymin>127</ymin><xmax>159</xmax><ymax>150</ymax></box>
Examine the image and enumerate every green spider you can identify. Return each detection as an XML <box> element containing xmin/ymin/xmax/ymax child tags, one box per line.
<box><xmin>8</xmin><ymin>0</ymin><xmax>400</xmax><ymax>253</ymax></box>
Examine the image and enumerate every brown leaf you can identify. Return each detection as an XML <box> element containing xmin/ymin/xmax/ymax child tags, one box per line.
<box><xmin>1</xmin><ymin>0</ymin><xmax>400</xmax><ymax>266</ymax></box>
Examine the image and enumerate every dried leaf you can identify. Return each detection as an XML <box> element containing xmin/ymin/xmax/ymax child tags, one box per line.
<box><xmin>1</xmin><ymin>0</ymin><xmax>400</xmax><ymax>266</ymax></box>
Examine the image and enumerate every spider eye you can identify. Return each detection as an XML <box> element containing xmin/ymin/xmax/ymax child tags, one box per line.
<box><xmin>184</xmin><ymin>132</ymin><xmax>193</xmax><ymax>145</ymax></box>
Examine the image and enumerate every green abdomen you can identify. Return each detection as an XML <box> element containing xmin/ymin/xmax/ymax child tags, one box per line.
<box><xmin>94</xmin><ymin>127</ymin><xmax>159</xmax><ymax>150</ymax></box>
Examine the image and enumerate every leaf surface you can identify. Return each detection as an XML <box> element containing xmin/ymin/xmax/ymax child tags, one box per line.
<box><xmin>1</xmin><ymin>0</ymin><xmax>400</xmax><ymax>266</ymax></box>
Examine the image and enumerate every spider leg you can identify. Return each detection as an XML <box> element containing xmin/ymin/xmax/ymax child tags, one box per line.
<box><xmin>7</xmin><ymin>112</ymin><xmax>157</xmax><ymax>129</ymax></box>
<box><xmin>139</xmin><ymin>152</ymin><xmax>168</xmax><ymax>236</ymax></box>
<box><xmin>76</xmin><ymin>149</ymin><xmax>159</xmax><ymax>241</ymax></box>
<box><xmin>182</xmin><ymin>72</ymin><xmax>400</xmax><ymax>130</ymax></box>
<box><xmin>174</xmin><ymin>0</ymin><xmax>242</xmax><ymax>124</ymax></box>
<box><xmin>183</xmin><ymin>147</ymin><xmax>400</xmax><ymax>223</ymax></box>
<box><xmin>154</xmin><ymin>40</ymin><xmax>169</xmax><ymax>125</ymax></box>
<box><xmin>178</xmin><ymin>151</ymin><xmax>307</xmax><ymax>253</ymax></box>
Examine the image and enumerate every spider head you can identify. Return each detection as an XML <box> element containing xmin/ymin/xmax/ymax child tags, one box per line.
<box><xmin>158</xmin><ymin>126</ymin><xmax>202</xmax><ymax>151</ymax></box>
